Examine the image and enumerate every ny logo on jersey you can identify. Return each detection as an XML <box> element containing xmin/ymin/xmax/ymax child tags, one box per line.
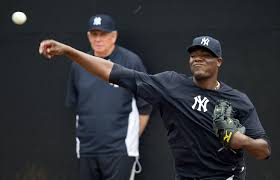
<box><xmin>93</xmin><ymin>17</ymin><xmax>102</xmax><ymax>25</ymax></box>
<box><xmin>201</xmin><ymin>37</ymin><xmax>210</xmax><ymax>46</ymax></box>
<box><xmin>192</xmin><ymin>95</ymin><xmax>209</xmax><ymax>112</ymax></box>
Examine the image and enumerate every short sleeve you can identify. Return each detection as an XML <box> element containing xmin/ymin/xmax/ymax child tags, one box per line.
<box><xmin>130</xmin><ymin>57</ymin><xmax>152</xmax><ymax>115</ymax></box>
<box><xmin>235</xmin><ymin>94</ymin><xmax>268</xmax><ymax>140</ymax></box>
<box><xmin>242</xmin><ymin>108</ymin><xmax>267</xmax><ymax>139</ymax></box>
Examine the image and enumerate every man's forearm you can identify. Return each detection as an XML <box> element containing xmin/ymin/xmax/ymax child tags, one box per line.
<box><xmin>232</xmin><ymin>132</ymin><xmax>271</xmax><ymax>160</ymax></box>
<box><xmin>40</xmin><ymin>40</ymin><xmax>114</xmax><ymax>81</ymax></box>
<box><xmin>242</xmin><ymin>137</ymin><xmax>271</xmax><ymax>160</ymax></box>
<box><xmin>64</xmin><ymin>45</ymin><xmax>114</xmax><ymax>81</ymax></box>
<box><xmin>139</xmin><ymin>114</ymin><xmax>150</xmax><ymax>136</ymax></box>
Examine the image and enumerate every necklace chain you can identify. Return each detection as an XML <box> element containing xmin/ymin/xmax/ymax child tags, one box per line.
<box><xmin>214</xmin><ymin>81</ymin><xmax>220</xmax><ymax>90</ymax></box>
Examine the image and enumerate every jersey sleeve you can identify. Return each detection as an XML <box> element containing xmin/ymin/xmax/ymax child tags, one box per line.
<box><xmin>109</xmin><ymin>63</ymin><xmax>176</xmax><ymax>106</ymax></box>
<box><xmin>65</xmin><ymin>62</ymin><xmax>78</xmax><ymax>111</ymax></box>
<box><xmin>237</xmin><ymin>94</ymin><xmax>268</xmax><ymax>140</ymax></box>
<box><xmin>241</xmin><ymin>105</ymin><xmax>271</xmax><ymax>153</ymax></box>
<box><xmin>242</xmin><ymin>108</ymin><xmax>266</xmax><ymax>139</ymax></box>
<box><xmin>130</xmin><ymin>57</ymin><xmax>153</xmax><ymax>115</ymax></box>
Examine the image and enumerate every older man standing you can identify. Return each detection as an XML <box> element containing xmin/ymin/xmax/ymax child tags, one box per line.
<box><xmin>65</xmin><ymin>14</ymin><xmax>152</xmax><ymax>180</ymax></box>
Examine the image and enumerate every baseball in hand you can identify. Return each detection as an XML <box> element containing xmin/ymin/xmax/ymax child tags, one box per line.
<box><xmin>12</xmin><ymin>11</ymin><xmax>27</xmax><ymax>25</ymax></box>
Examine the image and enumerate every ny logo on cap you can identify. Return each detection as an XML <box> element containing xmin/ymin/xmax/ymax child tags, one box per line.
<box><xmin>93</xmin><ymin>17</ymin><xmax>102</xmax><ymax>25</ymax></box>
<box><xmin>201</xmin><ymin>37</ymin><xmax>210</xmax><ymax>46</ymax></box>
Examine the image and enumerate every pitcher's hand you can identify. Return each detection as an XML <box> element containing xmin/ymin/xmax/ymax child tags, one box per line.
<box><xmin>39</xmin><ymin>40</ymin><xmax>68</xmax><ymax>59</ymax></box>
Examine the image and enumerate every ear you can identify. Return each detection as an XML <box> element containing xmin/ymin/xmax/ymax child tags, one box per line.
<box><xmin>87</xmin><ymin>31</ymin><xmax>91</xmax><ymax>40</ymax></box>
<box><xmin>217</xmin><ymin>58</ymin><xmax>223</xmax><ymax>67</ymax></box>
<box><xmin>112</xmin><ymin>31</ymin><xmax>118</xmax><ymax>43</ymax></box>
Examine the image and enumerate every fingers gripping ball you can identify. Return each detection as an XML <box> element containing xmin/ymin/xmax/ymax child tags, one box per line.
<box><xmin>39</xmin><ymin>41</ymin><xmax>52</xmax><ymax>58</ymax></box>
<box><xmin>212</xmin><ymin>100</ymin><xmax>245</xmax><ymax>148</ymax></box>
<box><xmin>39</xmin><ymin>40</ymin><xmax>67</xmax><ymax>59</ymax></box>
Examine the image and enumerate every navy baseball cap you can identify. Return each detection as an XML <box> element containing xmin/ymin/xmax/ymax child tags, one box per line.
<box><xmin>88</xmin><ymin>14</ymin><xmax>116</xmax><ymax>32</ymax></box>
<box><xmin>187</xmin><ymin>36</ymin><xmax>222</xmax><ymax>58</ymax></box>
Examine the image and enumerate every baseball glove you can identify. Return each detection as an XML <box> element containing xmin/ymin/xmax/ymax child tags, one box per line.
<box><xmin>213</xmin><ymin>100</ymin><xmax>246</xmax><ymax>148</ymax></box>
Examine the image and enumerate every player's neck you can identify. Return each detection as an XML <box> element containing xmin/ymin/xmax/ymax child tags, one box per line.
<box><xmin>193</xmin><ymin>77</ymin><xmax>220</xmax><ymax>90</ymax></box>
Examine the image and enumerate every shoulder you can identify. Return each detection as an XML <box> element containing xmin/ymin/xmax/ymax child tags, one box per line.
<box><xmin>220</xmin><ymin>82</ymin><xmax>254</xmax><ymax>109</ymax></box>
<box><xmin>154</xmin><ymin>71</ymin><xmax>189</xmax><ymax>83</ymax></box>
<box><xmin>116</xmin><ymin>45</ymin><xmax>137</xmax><ymax>56</ymax></box>
<box><xmin>117</xmin><ymin>46</ymin><xmax>141</xmax><ymax>60</ymax></box>
<box><xmin>116</xmin><ymin>46</ymin><xmax>143</xmax><ymax>63</ymax></box>
<box><xmin>155</xmin><ymin>70</ymin><xmax>183</xmax><ymax>77</ymax></box>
